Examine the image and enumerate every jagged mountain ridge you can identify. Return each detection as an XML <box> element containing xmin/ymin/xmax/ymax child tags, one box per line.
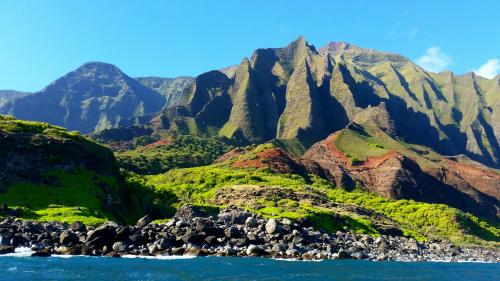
<box><xmin>141</xmin><ymin>37</ymin><xmax>500</xmax><ymax>168</ymax></box>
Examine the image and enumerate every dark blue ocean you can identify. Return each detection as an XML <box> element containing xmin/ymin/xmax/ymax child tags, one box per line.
<box><xmin>0</xmin><ymin>253</ymin><xmax>498</xmax><ymax>281</ymax></box>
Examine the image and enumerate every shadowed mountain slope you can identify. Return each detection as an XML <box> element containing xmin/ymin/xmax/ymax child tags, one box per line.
<box><xmin>0</xmin><ymin>62</ymin><xmax>165</xmax><ymax>133</ymax></box>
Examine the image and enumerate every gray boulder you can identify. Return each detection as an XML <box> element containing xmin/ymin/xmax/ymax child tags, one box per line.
<box><xmin>246</xmin><ymin>244</ymin><xmax>269</xmax><ymax>256</ymax></box>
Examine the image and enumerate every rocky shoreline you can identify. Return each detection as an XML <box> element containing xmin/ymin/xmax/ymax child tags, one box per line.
<box><xmin>0</xmin><ymin>206</ymin><xmax>498</xmax><ymax>262</ymax></box>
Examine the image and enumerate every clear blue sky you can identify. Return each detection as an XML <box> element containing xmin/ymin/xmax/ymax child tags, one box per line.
<box><xmin>1</xmin><ymin>0</ymin><xmax>499</xmax><ymax>92</ymax></box>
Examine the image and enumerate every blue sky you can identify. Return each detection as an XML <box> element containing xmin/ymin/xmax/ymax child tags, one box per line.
<box><xmin>1</xmin><ymin>0</ymin><xmax>499</xmax><ymax>92</ymax></box>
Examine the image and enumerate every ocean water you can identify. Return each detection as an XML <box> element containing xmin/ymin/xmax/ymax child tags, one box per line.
<box><xmin>0</xmin><ymin>249</ymin><xmax>498</xmax><ymax>281</ymax></box>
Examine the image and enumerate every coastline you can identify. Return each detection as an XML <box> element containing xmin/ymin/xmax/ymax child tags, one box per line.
<box><xmin>1</xmin><ymin>247</ymin><xmax>498</xmax><ymax>263</ymax></box>
<box><xmin>1</xmin><ymin>206</ymin><xmax>498</xmax><ymax>263</ymax></box>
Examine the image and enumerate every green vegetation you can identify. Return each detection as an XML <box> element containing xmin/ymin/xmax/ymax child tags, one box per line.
<box><xmin>0</xmin><ymin>115</ymin><xmax>82</xmax><ymax>139</ymax></box>
<box><xmin>328</xmin><ymin>190</ymin><xmax>500</xmax><ymax>245</ymax></box>
<box><xmin>144</xmin><ymin>165</ymin><xmax>380</xmax><ymax>233</ymax></box>
<box><xmin>120</xmin><ymin>173</ymin><xmax>177</xmax><ymax>222</ymax></box>
<box><xmin>142</xmin><ymin>164</ymin><xmax>499</xmax><ymax>245</ymax></box>
<box><xmin>146</xmin><ymin>165</ymin><xmax>327</xmax><ymax>201</ymax></box>
<box><xmin>272</xmin><ymin>139</ymin><xmax>307</xmax><ymax>156</ymax></box>
<box><xmin>335</xmin><ymin>128</ymin><xmax>388</xmax><ymax>162</ymax></box>
<box><xmin>0</xmin><ymin>169</ymin><xmax>118</xmax><ymax>226</ymax></box>
<box><xmin>116</xmin><ymin>135</ymin><xmax>233</xmax><ymax>174</ymax></box>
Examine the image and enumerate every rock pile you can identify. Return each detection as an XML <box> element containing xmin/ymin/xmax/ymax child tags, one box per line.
<box><xmin>0</xmin><ymin>206</ymin><xmax>498</xmax><ymax>262</ymax></box>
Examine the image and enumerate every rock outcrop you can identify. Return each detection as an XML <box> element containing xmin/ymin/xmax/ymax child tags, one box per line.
<box><xmin>301</xmin><ymin>131</ymin><xmax>500</xmax><ymax>221</ymax></box>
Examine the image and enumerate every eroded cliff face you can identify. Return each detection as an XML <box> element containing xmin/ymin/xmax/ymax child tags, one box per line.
<box><xmin>300</xmin><ymin>131</ymin><xmax>499</xmax><ymax>221</ymax></box>
<box><xmin>141</xmin><ymin>37</ymin><xmax>500</xmax><ymax>168</ymax></box>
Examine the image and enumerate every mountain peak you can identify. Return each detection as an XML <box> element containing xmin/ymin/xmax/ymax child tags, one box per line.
<box><xmin>295</xmin><ymin>35</ymin><xmax>306</xmax><ymax>43</ymax></box>
<box><xmin>74</xmin><ymin>62</ymin><xmax>124</xmax><ymax>76</ymax></box>
<box><xmin>288</xmin><ymin>35</ymin><xmax>315</xmax><ymax>52</ymax></box>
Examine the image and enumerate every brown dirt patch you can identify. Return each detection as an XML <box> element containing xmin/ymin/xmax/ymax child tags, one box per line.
<box><xmin>442</xmin><ymin>159</ymin><xmax>500</xmax><ymax>199</ymax></box>
<box><xmin>213</xmin><ymin>148</ymin><xmax>247</xmax><ymax>164</ymax></box>
<box><xmin>232</xmin><ymin>148</ymin><xmax>306</xmax><ymax>174</ymax></box>
<box><xmin>142</xmin><ymin>137</ymin><xmax>173</xmax><ymax>149</ymax></box>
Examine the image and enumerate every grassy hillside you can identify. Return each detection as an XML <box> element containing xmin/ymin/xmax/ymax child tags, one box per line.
<box><xmin>0</xmin><ymin>115</ymin><xmax>148</xmax><ymax>225</ymax></box>
<box><xmin>143</xmin><ymin>162</ymin><xmax>499</xmax><ymax>246</ymax></box>
<box><xmin>115</xmin><ymin>135</ymin><xmax>234</xmax><ymax>174</ymax></box>
<box><xmin>0</xmin><ymin>169</ymin><xmax>119</xmax><ymax>225</ymax></box>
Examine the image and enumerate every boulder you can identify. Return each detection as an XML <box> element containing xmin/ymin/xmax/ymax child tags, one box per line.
<box><xmin>181</xmin><ymin>228</ymin><xmax>204</xmax><ymax>245</ymax></box>
<box><xmin>0</xmin><ymin>245</ymin><xmax>14</xmax><ymax>254</ymax></box>
<box><xmin>271</xmin><ymin>243</ymin><xmax>287</xmax><ymax>253</ymax></box>
<box><xmin>59</xmin><ymin>230</ymin><xmax>79</xmax><ymax>245</ymax></box>
<box><xmin>31</xmin><ymin>248</ymin><xmax>51</xmax><ymax>257</ymax></box>
<box><xmin>136</xmin><ymin>215</ymin><xmax>152</xmax><ymax>227</ymax></box>
<box><xmin>195</xmin><ymin>219</ymin><xmax>209</xmax><ymax>233</ymax></box>
<box><xmin>224</xmin><ymin>226</ymin><xmax>241</xmax><ymax>239</ymax></box>
<box><xmin>245</xmin><ymin>217</ymin><xmax>258</xmax><ymax>227</ymax></box>
<box><xmin>85</xmin><ymin>222</ymin><xmax>117</xmax><ymax>248</ymax></box>
<box><xmin>352</xmin><ymin>251</ymin><xmax>368</xmax><ymax>260</ymax></box>
<box><xmin>265</xmin><ymin>219</ymin><xmax>282</xmax><ymax>234</ymax></box>
<box><xmin>112</xmin><ymin>242</ymin><xmax>127</xmax><ymax>253</ymax></box>
<box><xmin>70</xmin><ymin>221</ymin><xmax>86</xmax><ymax>232</ymax></box>
<box><xmin>246</xmin><ymin>244</ymin><xmax>269</xmax><ymax>256</ymax></box>
<box><xmin>174</xmin><ymin>205</ymin><xmax>208</xmax><ymax>220</ymax></box>
<box><xmin>336</xmin><ymin>249</ymin><xmax>351</xmax><ymax>259</ymax></box>
<box><xmin>157</xmin><ymin>238</ymin><xmax>171</xmax><ymax>250</ymax></box>
<box><xmin>148</xmin><ymin>244</ymin><xmax>158</xmax><ymax>255</ymax></box>
<box><xmin>218</xmin><ymin>207</ymin><xmax>252</xmax><ymax>224</ymax></box>
<box><xmin>10</xmin><ymin>234</ymin><xmax>27</xmax><ymax>247</ymax></box>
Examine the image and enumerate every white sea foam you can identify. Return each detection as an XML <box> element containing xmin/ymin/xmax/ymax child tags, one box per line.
<box><xmin>121</xmin><ymin>254</ymin><xmax>197</xmax><ymax>260</ymax></box>
<box><xmin>426</xmin><ymin>259</ymin><xmax>495</xmax><ymax>264</ymax></box>
<box><xmin>0</xmin><ymin>247</ymin><xmax>33</xmax><ymax>257</ymax></box>
<box><xmin>272</xmin><ymin>258</ymin><xmax>299</xmax><ymax>261</ymax></box>
<box><xmin>271</xmin><ymin>258</ymin><xmax>323</xmax><ymax>262</ymax></box>
<box><xmin>51</xmin><ymin>254</ymin><xmax>75</xmax><ymax>258</ymax></box>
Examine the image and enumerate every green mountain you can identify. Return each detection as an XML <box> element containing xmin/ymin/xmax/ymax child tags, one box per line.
<box><xmin>139</xmin><ymin>37</ymin><xmax>499</xmax><ymax>169</ymax></box>
<box><xmin>0</xmin><ymin>62</ymin><xmax>165</xmax><ymax>134</ymax></box>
